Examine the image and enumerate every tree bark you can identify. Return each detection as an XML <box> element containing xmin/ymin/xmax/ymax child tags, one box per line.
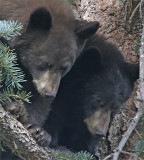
<box><xmin>0</xmin><ymin>105</ymin><xmax>53</xmax><ymax>160</ymax></box>
<box><xmin>112</xmin><ymin>19</ymin><xmax>144</xmax><ymax>160</ymax></box>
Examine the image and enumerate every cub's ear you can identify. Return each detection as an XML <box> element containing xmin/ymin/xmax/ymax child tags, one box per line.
<box><xmin>122</xmin><ymin>63</ymin><xmax>139</xmax><ymax>82</ymax></box>
<box><xmin>75</xmin><ymin>20</ymin><xmax>99</xmax><ymax>39</ymax></box>
<box><xmin>78</xmin><ymin>47</ymin><xmax>102</xmax><ymax>73</ymax></box>
<box><xmin>27</xmin><ymin>7</ymin><xmax>52</xmax><ymax>30</ymax></box>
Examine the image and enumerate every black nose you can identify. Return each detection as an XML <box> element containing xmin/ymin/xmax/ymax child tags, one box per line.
<box><xmin>45</xmin><ymin>90</ymin><xmax>56</xmax><ymax>97</ymax></box>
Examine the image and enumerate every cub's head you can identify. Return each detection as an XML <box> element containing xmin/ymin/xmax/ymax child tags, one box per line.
<box><xmin>14</xmin><ymin>7</ymin><xmax>99</xmax><ymax>97</ymax></box>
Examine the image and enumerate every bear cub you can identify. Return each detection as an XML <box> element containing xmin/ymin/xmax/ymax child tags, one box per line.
<box><xmin>0</xmin><ymin>0</ymin><xmax>99</xmax><ymax>146</ymax></box>
<box><xmin>44</xmin><ymin>34</ymin><xmax>139</xmax><ymax>155</ymax></box>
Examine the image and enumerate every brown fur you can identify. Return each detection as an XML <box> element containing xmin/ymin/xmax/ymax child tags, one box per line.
<box><xmin>0</xmin><ymin>0</ymin><xmax>76</xmax><ymax>96</ymax></box>
<box><xmin>0</xmin><ymin>0</ymin><xmax>74</xmax><ymax>31</ymax></box>
<box><xmin>0</xmin><ymin>0</ymin><xmax>100</xmax><ymax>150</ymax></box>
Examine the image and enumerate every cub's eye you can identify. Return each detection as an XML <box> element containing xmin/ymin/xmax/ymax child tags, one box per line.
<box><xmin>38</xmin><ymin>62</ymin><xmax>52</xmax><ymax>70</ymax></box>
<box><xmin>61</xmin><ymin>66</ymin><xmax>70</xmax><ymax>76</ymax></box>
<box><xmin>61</xmin><ymin>67</ymin><xmax>67</xmax><ymax>71</ymax></box>
<box><xmin>38</xmin><ymin>62</ymin><xmax>48</xmax><ymax>70</ymax></box>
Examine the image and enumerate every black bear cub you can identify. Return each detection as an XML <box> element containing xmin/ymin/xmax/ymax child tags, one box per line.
<box><xmin>44</xmin><ymin>34</ymin><xmax>139</xmax><ymax>155</ymax></box>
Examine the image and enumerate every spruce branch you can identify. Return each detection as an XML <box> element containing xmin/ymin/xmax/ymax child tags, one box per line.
<box><xmin>52</xmin><ymin>150</ymin><xmax>93</xmax><ymax>160</ymax></box>
<box><xmin>134</xmin><ymin>137</ymin><xmax>144</xmax><ymax>155</ymax></box>
<box><xmin>0</xmin><ymin>88</ymin><xmax>31</xmax><ymax>103</ymax></box>
<box><xmin>0</xmin><ymin>42</ymin><xmax>26</xmax><ymax>90</ymax></box>
<box><xmin>0</xmin><ymin>20</ymin><xmax>23</xmax><ymax>40</ymax></box>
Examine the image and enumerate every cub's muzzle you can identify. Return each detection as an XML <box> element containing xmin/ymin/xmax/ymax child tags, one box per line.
<box><xmin>33</xmin><ymin>71</ymin><xmax>61</xmax><ymax>97</ymax></box>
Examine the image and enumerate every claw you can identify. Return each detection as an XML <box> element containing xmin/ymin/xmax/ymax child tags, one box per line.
<box><xmin>24</xmin><ymin>123</ymin><xmax>51</xmax><ymax>147</ymax></box>
<box><xmin>24</xmin><ymin>123</ymin><xmax>32</xmax><ymax>129</ymax></box>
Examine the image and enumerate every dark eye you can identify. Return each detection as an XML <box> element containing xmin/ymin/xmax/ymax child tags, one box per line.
<box><xmin>61</xmin><ymin>66</ymin><xmax>67</xmax><ymax>71</ymax></box>
<box><xmin>38</xmin><ymin>62</ymin><xmax>52</xmax><ymax>71</ymax></box>
<box><xmin>61</xmin><ymin>66</ymin><xmax>70</xmax><ymax>76</ymax></box>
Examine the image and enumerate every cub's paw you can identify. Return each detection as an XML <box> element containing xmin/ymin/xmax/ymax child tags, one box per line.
<box><xmin>24</xmin><ymin>123</ymin><xmax>51</xmax><ymax>147</ymax></box>
<box><xmin>2</xmin><ymin>101</ymin><xmax>27</xmax><ymax>123</ymax></box>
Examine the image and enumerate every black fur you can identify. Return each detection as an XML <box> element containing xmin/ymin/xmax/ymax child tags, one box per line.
<box><xmin>44</xmin><ymin>34</ymin><xmax>139</xmax><ymax>154</ymax></box>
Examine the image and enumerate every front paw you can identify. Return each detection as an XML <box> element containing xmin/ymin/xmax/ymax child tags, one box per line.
<box><xmin>2</xmin><ymin>101</ymin><xmax>27</xmax><ymax>123</ymax></box>
<box><xmin>24</xmin><ymin>123</ymin><xmax>51</xmax><ymax>147</ymax></box>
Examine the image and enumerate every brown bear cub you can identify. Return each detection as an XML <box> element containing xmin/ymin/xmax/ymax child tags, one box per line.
<box><xmin>0</xmin><ymin>0</ymin><xmax>99</xmax><ymax>146</ymax></box>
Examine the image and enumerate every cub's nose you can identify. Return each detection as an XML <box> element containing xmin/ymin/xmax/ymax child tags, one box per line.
<box><xmin>45</xmin><ymin>90</ymin><xmax>56</xmax><ymax>97</ymax></box>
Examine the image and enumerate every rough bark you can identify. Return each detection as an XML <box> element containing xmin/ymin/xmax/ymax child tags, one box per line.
<box><xmin>0</xmin><ymin>105</ymin><xmax>53</xmax><ymax>160</ymax></box>
<box><xmin>111</xmin><ymin>19</ymin><xmax>144</xmax><ymax>160</ymax></box>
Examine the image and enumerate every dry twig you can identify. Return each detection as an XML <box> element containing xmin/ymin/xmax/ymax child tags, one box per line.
<box><xmin>129</xmin><ymin>0</ymin><xmax>144</xmax><ymax>23</ymax></box>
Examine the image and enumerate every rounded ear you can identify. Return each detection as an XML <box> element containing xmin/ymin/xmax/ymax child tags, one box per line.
<box><xmin>77</xmin><ymin>47</ymin><xmax>102</xmax><ymax>73</ymax></box>
<box><xmin>27</xmin><ymin>7</ymin><xmax>52</xmax><ymax>30</ymax></box>
<box><xmin>121</xmin><ymin>63</ymin><xmax>139</xmax><ymax>82</ymax></box>
<box><xmin>75</xmin><ymin>20</ymin><xmax>99</xmax><ymax>39</ymax></box>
